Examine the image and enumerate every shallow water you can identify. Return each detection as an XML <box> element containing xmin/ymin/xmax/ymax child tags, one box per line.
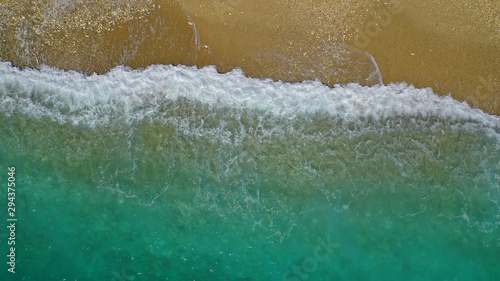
<box><xmin>0</xmin><ymin>63</ymin><xmax>499</xmax><ymax>280</ymax></box>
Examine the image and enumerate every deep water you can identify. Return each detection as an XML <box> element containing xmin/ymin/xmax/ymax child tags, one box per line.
<box><xmin>0</xmin><ymin>63</ymin><xmax>499</xmax><ymax>280</ymax></box>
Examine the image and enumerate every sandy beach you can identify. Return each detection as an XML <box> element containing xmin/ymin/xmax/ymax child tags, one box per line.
<box><xmin>1</xmin><ymin>2</ymin><xmax>500</xmax><ymax>280</ymax></box>
<box><xmin>0</xmin><ymin>0</ymin><xmax>498</xmax><ymax>114</ymax></box>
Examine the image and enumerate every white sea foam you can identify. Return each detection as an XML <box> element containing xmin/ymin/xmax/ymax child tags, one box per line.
<box><xmin>1</xmin><ymin>62</ymin><xmax>498</xmax><ymax>240</ymax></box>
<box><xmin>0</xmin><ymin>62</ymin><xmax>498</xmax><ymax>130</ymax></box>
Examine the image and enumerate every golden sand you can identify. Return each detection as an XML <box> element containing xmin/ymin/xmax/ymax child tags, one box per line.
<box><xmin>349</xmin><ymin>0</ymin><xmax>499</xmax><ymax>115</ymax></box>
<box><xmin>0</xmin><ymin>0</ymin><xmax>498</xmax><ymax>114</ymax></box>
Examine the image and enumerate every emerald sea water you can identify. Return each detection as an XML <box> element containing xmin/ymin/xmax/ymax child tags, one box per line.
<box><xmin>0</xmin><ymin>62</ymin><xmax>499</xmax><ymax>280</ymax></box>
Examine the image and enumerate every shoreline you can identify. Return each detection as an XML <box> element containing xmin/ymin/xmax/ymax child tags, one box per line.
<box><xmin>0</xmin><ymin>0</ymin><xmax>498</xmax><ymax>115</ymax></box>
<box><xmin>350</xmin><ymin>0</ymin><xmax>499</xmax><ymax>116</ymax></box>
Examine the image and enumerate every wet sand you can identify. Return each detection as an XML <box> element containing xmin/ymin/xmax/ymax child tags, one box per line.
<box><xmin>0</xmin><ymin>0</ymin><xmax>498</xmax><ymax>114</ymax></box>
<box><xmin>351</xmin><ymin>0</ymin><xmax>499</xmax><ymax>115</ymax></box>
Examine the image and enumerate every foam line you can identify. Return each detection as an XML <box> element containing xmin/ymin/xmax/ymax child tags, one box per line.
<box><xmin>0</xmin><ymin>62</ymin><xmax>498</xmax><ymax>129</ymax></box>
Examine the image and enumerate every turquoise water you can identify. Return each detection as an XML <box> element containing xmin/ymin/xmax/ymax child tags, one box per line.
<box><xmin>0</xmin><ymin>63</ymin><xmax>499</xmax><ymax>280</ymax></box>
